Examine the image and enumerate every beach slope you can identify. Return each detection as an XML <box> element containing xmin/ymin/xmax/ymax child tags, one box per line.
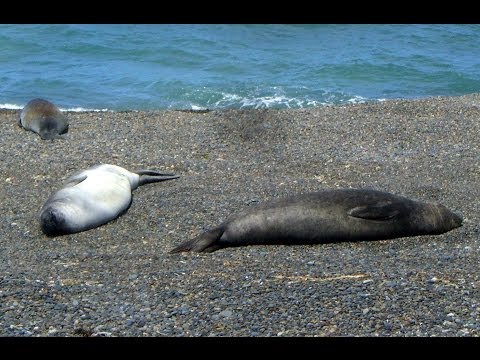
<box><xmin>0</xmin><ymin>94</ymin><xmax>479</xmax><ymax>336</ymax></box>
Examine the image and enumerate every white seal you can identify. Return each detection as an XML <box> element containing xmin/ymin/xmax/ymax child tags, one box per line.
<box><xmin>40</xmin><ymin>164</ymin><xmax>179</xmax><ymax>236</ymax></box>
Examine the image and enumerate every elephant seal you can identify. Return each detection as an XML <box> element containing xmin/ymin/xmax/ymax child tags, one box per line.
<box><xmin>18</xmin><ymin>98</ymin><xmax>69</xmax><ymax>140</ymax></box>
<box><xmin>170</xmin><ymin>188</ymin><xmax>462</xmax><ymax>253</ymax></box>
<box><xmin>40</xmin><ymin>164</ymin><xmax>179</xmax><ymax>236</ymax></box>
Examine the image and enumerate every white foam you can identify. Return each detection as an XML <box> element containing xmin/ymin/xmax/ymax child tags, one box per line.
<box><xmin>1</xmin><ymin>94</ymin><xmax>377</xmax><ymax>112</ymax></box>
<box><xmin>0</xmin><ymin>103</ymin><xmax>23</xmax><ymax>110</ymax></box>
<box><xmin>346</xmin><ymin>95</ymin><xmax>368</xmax><ymax>104</ymax></box>
<box><xmin>213</xmin><ymin>92</ymin><xmax>326</xmax><ymax>109</ymax></box>
<box><xmin>61</xmin><ymin>107</ymin><xmax>111</xmax><ymax>112</ymax></box>
<box><xmin>0</xmin><ymin>103</ymin><xmax>111</xmax><ymax>112</ymax></box>
<box><xmin>190</xmin><ymin>104</ymin><xmax>208</xmax><ymax>111</ymax></box>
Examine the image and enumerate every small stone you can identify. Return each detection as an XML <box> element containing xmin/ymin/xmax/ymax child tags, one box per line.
<box><xmin>219</xmin><ymin>310</ymin><xmax>233</xmax><ymax>318</ymax></box>
<box><xmin>383</xmin><ymin>322</ymin><xmax>393</xmax><ymax>330</ymax></box>
<box><xmin>93</xmin><ymin>331</ymin><xmax>112</xmax><ymax>337</ymax></box>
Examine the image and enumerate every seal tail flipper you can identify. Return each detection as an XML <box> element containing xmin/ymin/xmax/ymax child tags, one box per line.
<box><xmin>136</xmin><ymin>170</ymin><xmax>176</xmax><ymax>176</ymax></box>
<box><xmin>136</xmin><ymin>170</ymin><xmax>179</xmax><ymax>186</ymax></box>
<box><xmin>170</xmin><ymin>226</ymin><xmax>225</xmax><ymax>253</ymax></box>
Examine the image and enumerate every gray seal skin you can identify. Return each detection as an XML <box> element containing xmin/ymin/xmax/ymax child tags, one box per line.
<box><xmin>18</xmin><ymin>98</ymin><xmax>69</xmax><ymax>140</ymax></box>
<box><xmin>170</xmin><ymin>188</ymin><xmax>463</xmax><ymax>253</ymax></box>
<box><xmin>40</xmin><ymin>164</ymin><xmax>179</xmax><ymax>236</ymax></box>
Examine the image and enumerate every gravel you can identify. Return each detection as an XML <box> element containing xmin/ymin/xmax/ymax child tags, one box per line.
<box><xmin>0</xmin><ymin>94</ymin><xmax>479</xmax><ymax>337</ymax></box>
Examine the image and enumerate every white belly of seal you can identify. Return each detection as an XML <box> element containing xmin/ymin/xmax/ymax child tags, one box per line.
<box><xmin>63</xmin><ymin>171</ymin><xmax>133</xmax><ymax>225</ymax></box>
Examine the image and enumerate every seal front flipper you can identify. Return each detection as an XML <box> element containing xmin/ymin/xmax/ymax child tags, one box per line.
<box><xmin>347</xmin><ymin>200</ymin><xmax>400</xmax><ymax>221</ymax></box>
<box><xmin>170</xmin><ymin>226</ymin><xmax>225</xmax><ymax>253</ymax></box>
<box><xmin>63</xmin><ymin>174</ymin><xmax>88</xmax><ymax>187</ymax></box>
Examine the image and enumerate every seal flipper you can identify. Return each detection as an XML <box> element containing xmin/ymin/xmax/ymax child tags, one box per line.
<box><xmin>170</xmin><ymin>226</ymin><xmax>225</xmax><ymax>253</ymax></box>
<box><xmin>347</xmin><ymin>201</ymin><xmax>400</xmax><ymax>221</ymax></box>
<box><xmin>137</xmin><ymin>171</ymin><xmax>180</xmax><ymax>186</ymax></box>
<box><xmin>136</xmin><ymin>170</ymin><xmax>177</xmax><ymax>176</ymax></box>
<box><xmin>63</xmin><ymin>174</ymin><xmax>88</xmax><ymax>187</ymax></box>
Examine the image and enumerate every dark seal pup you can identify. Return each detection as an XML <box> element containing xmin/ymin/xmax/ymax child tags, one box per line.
<box><xmin>40</xmin><ymin>164</ymin><xmax>179</xmax><ymax>236</ymax></box>
<box><xmin>170</xmin><ymin>188</ymin><xmax>462</xmax><ymax>253</ymax></box>
<box><xmin>18</xmin><ymin>98</ymin><xmax>69</xmax><ymax>140</ymax></box>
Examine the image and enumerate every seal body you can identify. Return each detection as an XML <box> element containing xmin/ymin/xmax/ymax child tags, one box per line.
<box><xmin>170</xmin><ymin>189</ymin><xmax>463</xmax><ymax>253</ymax></box>
<box><xmin>19</xmin><ymin>98</ymin><xmax>69</xmax><ymax>140</ymax></box>
<box><xmin>40</xmin><ymin>164</ymin><xmax>179</xmax><ymax>236</ymax></box>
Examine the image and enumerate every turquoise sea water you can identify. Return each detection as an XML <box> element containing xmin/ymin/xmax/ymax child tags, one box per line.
<box><xmin>1</xmin><ymin>24</ymin><xmax>480</xmax><ymax>111</ymax></box>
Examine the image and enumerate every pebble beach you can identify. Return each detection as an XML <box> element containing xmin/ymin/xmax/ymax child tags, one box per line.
<box><xmin>0</xmin><ymin>94</ymin><xmax>479</xmax><ymax>337</ymax></box>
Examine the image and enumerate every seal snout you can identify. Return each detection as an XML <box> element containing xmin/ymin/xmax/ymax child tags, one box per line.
<box><xmin>434</xmin><ymin>204</ymin><xmax>463</xmax><ymax>233</ymax></box>
<box><xmin>450</xmin><ymin>211</ymin><xmax>463</xmax><ymax>229</ymax></box>
<box><xmin>39</xmin><ymin>117</ymin><xmax>68</xmax><ymax>140</ymax></box>
<box><xmin>40</xmin><ymin>207</ymin><xmax>68</xmax><ymax>236</ymax></box>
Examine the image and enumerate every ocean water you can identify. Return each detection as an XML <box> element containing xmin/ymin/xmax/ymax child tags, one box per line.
<box><xmin>1</xmin><ymin>24</ymin><xmax>480</xmax><ymax>111</ymax></box>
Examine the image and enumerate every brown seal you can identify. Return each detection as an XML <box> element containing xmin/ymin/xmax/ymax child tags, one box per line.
<box><xmin>171</xmin><ymin>188</ymin><xmax>463</xmax><ymax>253</ymax></box>
<box><xmin>19</xmin><ymin>98</ymin><xmax>69</xmax><ymax>139</ymax></box>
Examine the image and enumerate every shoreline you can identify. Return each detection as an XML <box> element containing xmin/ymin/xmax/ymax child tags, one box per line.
<box><xmin>2</xmin><ymin>93</ymin><xmax>479</xmax><ymax>114</ymax></box>
<box><xmin>0</xmin><ymin>93</ymin><xmax>479</xmax><ymax>336</ymax></box>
